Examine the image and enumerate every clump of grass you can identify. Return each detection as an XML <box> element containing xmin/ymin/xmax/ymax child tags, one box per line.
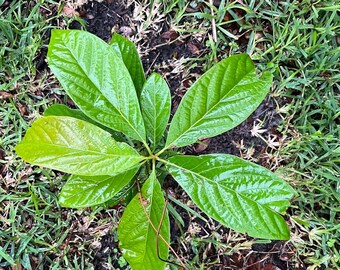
<box><xmin>0</xmin><ymin>1</ymin><xmax>93</xmax><ymax>268</ymax></box>
<box><xmin>250</xmin><ymin>2</ymin><xmax>339</xmax><ymax>268</ymax></box>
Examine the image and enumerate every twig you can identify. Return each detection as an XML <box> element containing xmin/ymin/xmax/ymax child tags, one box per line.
<box><xmin>156</xmin><ymin>190</ymin><xmax>169</xmax><ymax>261</ymax></box>
<box><xmin>136</xmin><ymin>181</ymin><xmax>187</xmax><ymax>269</ymax></box>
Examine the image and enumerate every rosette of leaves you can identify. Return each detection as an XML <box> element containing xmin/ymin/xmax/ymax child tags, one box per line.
<box><xmin>16</xmin><ymin>30</ymin><xmax>295</xmax><ymax>270</ymax></box>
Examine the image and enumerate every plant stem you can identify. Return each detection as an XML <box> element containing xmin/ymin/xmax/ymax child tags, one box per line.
<box><xmin>143</xmin><ymin>140</ymin><xmax>153</xmax><ymax>156</ymax></box>
<box><xmin>156</xmin><ymin>157</ymin><xmax>168</xmax><ymax>165</ymax></box>
<box><xmin>155</xmin><ymin>146</ymin><xmax>170</xmax><ymax>157</ymax></box>
<box><xmin>136</xmin><ymin>180</ymin><xmax>187</xmax><ymax>269</ymax></box>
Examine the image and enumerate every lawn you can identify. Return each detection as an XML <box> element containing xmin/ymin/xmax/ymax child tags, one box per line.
<box><xmin>0</xmin><ymin>0</ymin><xmax>339</xmax><ymax>269</ymax></box>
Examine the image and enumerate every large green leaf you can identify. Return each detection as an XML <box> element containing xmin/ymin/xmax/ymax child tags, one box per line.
<box><xmin>166</xmin><ymin>54</ymin><xmax>273</xmax><ymax>148</ymax></box>
<box><xmin>44</xmin><ymin>104</ymin><xmax>90</xmax><ymax>120</ymax></box>
<box><xmin>59</xmin><ymin>168</ymin><xmax>138</xmax><ymax>208</ymax></box>
<box><xmin>101</xmin><ymin>178</ymin><xmax>138</xmax><ymax>207</ymax></box>
<box><xmin>15</xmin><ymin>116</ymin><xmax>144</xmax><ymax>176</ymax></box>
<box><xmin>119</xmin><ymin>172</ymin><xmax>170</xmax><ymax>270</ymax></box>
<box><xmin>110</xmin><ymin>33</ymin><xmax>145</xmax><ymax>96</ymax></box>
<box><xmin>47</xmin><ymin>30</ymin><xmax>146</xmax><ymax>142</ymax></box>
<box><xmin>166</xmin><ymin>154</ymin><xmax>295</xmax><ymax>240</ymax></box>
<box><xmin>140</xmin><ymin>73</ymin><xmax>171</xmax><ymax>149</ymax></box>
<box><xmin>44</xmin><ymin>104</ymin><xmax>124</xmax><ymax>141</ymax></box>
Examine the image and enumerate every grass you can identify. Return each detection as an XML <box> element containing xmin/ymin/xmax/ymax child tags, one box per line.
<box><xmin>0</xmin><ymin>1</ymin><xmax>126</xmax><ymax>269</ymax></box>
<box><xmin>160</xmin><ymin>0</ymin><xmax>340</xmax><ymax>268</ymax></box>
<box><xmin>1</xmin><ymin>0</ymin><xmax>339</xmax><ymax>269</ymax></box>
<box><xmin>252</xmin><ymin>2</ymin><xmax>339</xmax><ymax>268</ymax></box>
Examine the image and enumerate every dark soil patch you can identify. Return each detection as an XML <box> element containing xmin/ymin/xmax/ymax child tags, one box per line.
<box><xmin>78</xmin><ymin>1</ymin><xmax>284</xmax><ymax>165</ymax></box>
<box><xmin>79</xmin><ymin>0</ymin><xmax>204</xmax><ymax>93</ymax></box>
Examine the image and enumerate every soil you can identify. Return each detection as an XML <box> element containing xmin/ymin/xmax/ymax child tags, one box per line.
<box><xmin>30</xmin><ymin>0</ymin><xmax>298</xmax><ymax>269</ymax></box>
<box><xmin>78</xmin><ymin>0</ymin><xmax>285</xmax><ymax>162</ymax></box>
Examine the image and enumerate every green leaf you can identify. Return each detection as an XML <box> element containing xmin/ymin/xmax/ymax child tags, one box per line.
<box><xmin>166</xmin><ymin>54</ymin><xmax>273</xmax><ymax>148</ymax></box>
<box><xmin>47</xmin><ymin>30</ymin><xmax>146</xmax><ymax>142</ymax></box>
<box><xmin>140</xmin><ymin>73</ymin><xmax>171</xmax><ymax>149</ymax></box>
<box><xmin>119</xmin><ymin>172</ymin><xmax>170</xmax><ymax>270</ymax></box>
<box><xmin>44</xmin><ymin>104</ymin><xmax>124</xmax><ymax>141</ymax></box>
<box><xmin>101</xmin><ymin>179</ymin><xmax>138</xmax><ymax>207</ymax></box>
<box><xmin>110</xmin><ymin>33</ymin><xmax>146</xmax><ymax>96</ymax></box>
<box><xmin>15</xmin><ymin>116</ymin><xmax>144</xmax><ymax>176</ymax></box>
<box><xmin>166</xmin><ymin>154</ymin><xmax>295</xmax><ymax>240</ymax></box>
<box><xmin>59</xmin><ymin>168</ymin><xmax>139</xmax><ymax>208</ymax></box>
<box><xmin>44</xmin><ymin>104</ymin><xmax>89</xmax><ymax>119</ymax></box>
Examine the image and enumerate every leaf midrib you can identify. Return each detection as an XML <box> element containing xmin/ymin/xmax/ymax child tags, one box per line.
<box><xmin>55</xmin><ymin>35</ymin><xmax>145</xmax><ymax>142</ymax></box>
<box><xmin>139</xmin><ymin>176</ymin><xmax>155</xmax><ymax>267</ymax></box>
<box><xmin>167</xmin><ymin>161</ymin><xmax>285</xmax><ymax>237</ymax></box>
<box><xmin>63</xmin><ymin>176</ymin><xmax>121</xmax><ymax>205</ymax></box>
<box><xmin>20</xmin><ymin>142</ymin><xmax>140</xmax><ymax>158</ymax></box>
<box><xmin>167</xmin><ymin>160</ymin><xmax>280</xmax><ymax>215</ymax></box>
<box><xmin>138</xmin><ymin>176</ymin><xmax>167</xmax><ymax>268</ymax></box>
<box><xmin>167</xmin><ymin>67</ymin><xmax>255</xmax><ymax>147</ymax></box>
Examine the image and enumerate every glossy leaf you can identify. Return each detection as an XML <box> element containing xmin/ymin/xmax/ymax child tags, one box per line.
<box><xmin>44</xmin><ymin>104</ymin><xmax>106</xmax><ymax>130</ymax></box>
<box><xmin>140</xmin><ymin>73</ymin><xmax>171</xmax><ymax>149</ymax></box>
<box><xmin>102</xmin><ymin>179</ymin><xmax>138</xmax><ymax>207</ymax></box>
<box><xmin>15</xmin><ymin>116</ymin><xmax>144</xmax><ymax>176</ymax></box>
<box><xmin>59</xmin><ymin>168</ymin><xmax>138</xmax><ymax>208</ymax></box>
<box><xmin>45</xmin><ymin>104</ymin><xmax>90</xmax><ymax>120</ymax></box>
<box><xmin>166</xmin><ymin>154</ymin><xmax>295</xmax><ymax>239</ymax></box>
<box><xmin>119</xmin><ymin>172</ymin><xmax>170</xmax><ymax>270</ymax></box>
<box><xmin>47</xmin><ymin>30</ymin><xmax>146</xmax><ymax>142</ymax></box>
<box><xmin>44</xmin><ymin>104</ymin><xmax>124</xmax><ymax>141</ymax></box>
<box><xmin>166</xmin><ymin>54</ymin><xmax>273</xmax><ymax>148</ymax></box>
<box><xmin>110</xmin><ymin>33</ymin><xmax>145</xmax><ymax>96</ymax></box>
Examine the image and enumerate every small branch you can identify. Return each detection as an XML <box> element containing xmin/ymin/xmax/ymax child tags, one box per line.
<box><xmin>143</xmin><ymin>140</ymin><xmax>153</xmax><ymax>156</ymax></box>
<box><xmin>136</xmin><ymin>181</ymin><xmax>187</xmax><ymax>269</ymax></box>
<box><xmin>156</xmin><ymin>190</ymin><xmax>169</xmax><ymax>262</ymax></box>
<box><xmin>155</xmin><ymin>145</ymin><xmax>170</xmax><ymax>157</ymax></box>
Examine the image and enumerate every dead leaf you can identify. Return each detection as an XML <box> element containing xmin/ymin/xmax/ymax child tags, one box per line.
<box><xmin>193</xmin><ymin>138</ymin><xmax>211</xmax><ymax>153</ymax></box>
<box><xmin>161</xmin><ymin>31</ymin><xmax>178</xmax><ymax>41</ymax></box>
<box><xmin>1</xmin><ymin>1</ymin><xmax>10</xmax><ymax>8</ymax></box>
<box><xmin>17</xmin><ymin>103</ymin><xmax>28</xmax><ymax>116</ymax></box>
<box><xmin>90</xmin><ymin>240</ymin><xmax>102</xmax><ymax>249</ymax></box>
<box><xmin>264</xmin><ymin>263</ymin><xmax>281</xmax><ymax>270</ymax></box>
<box><xmin>62</xmin><ymin>6</ymin><xmax>79</xmax><ymax>17</ymax></box>
<box><xmin>12</xmin><ymin>263</ymin><xmax>23</xmax><ymax>270</ymax></box>
<box><xmin>119</xmin><ymin>26</ymin><xmax>133</xmax><ymax>37</ymax></box>
<box><xmin>188</xmin><ymin>43</ymin><xmax>200</xmax><ymax>55</ymax></box>
<box><xmin>0</xmin><ymin>91</ymin><xmax>13</xmax><ymax>100</ymax></box>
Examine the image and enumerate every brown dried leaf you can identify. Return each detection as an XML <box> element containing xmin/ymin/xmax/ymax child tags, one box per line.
<box><xmin>1</xmin><ymin>1</ymin><xmax>10</xmax><ymax>8</ymax></box>
<box><xmin>62</xmin><ymin>6</ymin><xmax>79</xmax><ymax>17</ymax></box>
<box><xmin>0</xmin><ymin>91</ymin><xmax>13</xmax><ymax>100</ymax></box>
<box><xmin>188</xmin><ymin>43</ymin><xmax>200</xmax><ymax>55</ymax></box>
<box><xmin>17</xmin><ymin>103</ymin><xmax>28</xmax><ymax>116</ymax></box>
<box><xmin>193</xmin><ymin>138</ymin><xmax>211</xmax><ymax>153</ymax></box>
<box><xmin>161</xmin><ymin>31</ymin><xmax>178</xmax><ymax>41</ymax></box>
<box><xmin>246</xmin><ymin>255</ymin><xmax>261</xmax><ymax>270</ymax></box>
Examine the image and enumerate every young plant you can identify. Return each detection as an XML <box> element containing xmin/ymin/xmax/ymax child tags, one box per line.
<box><xmin>16</xmin><ymin>30</ymin><xmax>295</xmax><ymax>269</ymax></box>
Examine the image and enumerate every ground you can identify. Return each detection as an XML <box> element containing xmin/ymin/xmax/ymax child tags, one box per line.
<box><xmin>0</xmin><ymin>0</ymin><xmax>339</xmax><ymax>269</ymax></box>
<box><xmin>68</xmin><ymin>2</ymin><xmax>296</xmax><ymax>268</ymax></box>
